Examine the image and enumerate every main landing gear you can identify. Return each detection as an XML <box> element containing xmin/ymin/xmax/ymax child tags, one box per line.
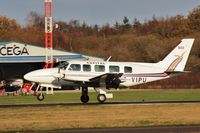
<box><xmin>80</xmin><ymin>87</ymin><xmax>89</xmax><ymax>103</ymax></box>
<box><xmin>80</xmin><ymin>87</ymin><xmax>113</xmax><ymax>104</ymax></box>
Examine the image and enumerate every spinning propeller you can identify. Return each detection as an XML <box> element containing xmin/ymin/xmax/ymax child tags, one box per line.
<box><xmin>53</xmin><ymin>62</ymin><xmax>65</xmax><ymax>85</ymax></box>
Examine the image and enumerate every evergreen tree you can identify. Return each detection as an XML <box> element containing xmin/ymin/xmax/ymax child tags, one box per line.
<box><xmin>123</xmin><ymin>16</ymin><xmax>131</xmax><ymax>29</ymax></box>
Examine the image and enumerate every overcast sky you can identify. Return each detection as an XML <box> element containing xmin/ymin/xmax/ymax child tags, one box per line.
<box><xmin>0</xmin><ymin>0</ymin><xmax>199</xmax><ymax>26</ymax></box>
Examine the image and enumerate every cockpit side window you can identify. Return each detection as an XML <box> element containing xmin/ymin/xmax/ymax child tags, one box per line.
<box><xmin>83</xmin><ymin>64</ymin><xmax>91</xmax><ymax>72</ymax></box>
<box><xmin>59</xmin><ymin>62</ymin><xmax>69</xmax><ymax>70</ymax></box>
<box><xmin>95</xmin><ymin>65</ymin><xmax>105</xmax><ymax>72</ymax></box>
<box><xmin>69</xmin><ymin>64</ymin><xmax>81</xmax><ymax>71</ymax></box>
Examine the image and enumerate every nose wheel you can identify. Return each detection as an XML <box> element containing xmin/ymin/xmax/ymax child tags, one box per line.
<box><xmin>80</xmin><ymin>87</ymin><xmax>89</xmax><ymax>103</ymax></box>
<box><xmin>36</xmin><ymin>85</ymin><xmax>45</xmax><ymax>101</ymax></box>
<box><xmin>37</xmin><ymin>93</ymin><xmax>45</xmax><ymax>101</ymax></box>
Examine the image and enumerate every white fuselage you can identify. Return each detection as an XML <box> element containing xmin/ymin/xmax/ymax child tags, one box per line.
<box><xmin>24</xmin><ymin>39</ymin><xmax>195</xmax><ymax>89</ymax></box>
<box><xmin>24</xmin><ymin>60</ymin><xmax>170</xmax><ymax>88</ymax></box>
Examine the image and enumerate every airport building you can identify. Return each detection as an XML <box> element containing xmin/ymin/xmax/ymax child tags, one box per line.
<box><xmin>0</xmin><ymin>42</ymin><xmax>103</xmax><ymax>81</ymax></box>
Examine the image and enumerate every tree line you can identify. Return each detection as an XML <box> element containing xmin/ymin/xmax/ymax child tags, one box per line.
<box><xmin>0</xmin><ymin>6</ymin><xmax>200</xmax><ymax>88</ymax></box>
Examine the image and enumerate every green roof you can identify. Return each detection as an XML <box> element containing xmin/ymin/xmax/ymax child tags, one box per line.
<box><xmin>0</xmin><ymin>42</ymin><xmax>104</xmax><ymax>60</ymax></box>
<box><xmin>0</xmin><ymin>42</ymin><xmax>11</xmax><ymax>45</ymax></box>
<box><xmin>0</xmin><ymin>42</ymin><xmax>80</xmax><ymax>54</ymax></box>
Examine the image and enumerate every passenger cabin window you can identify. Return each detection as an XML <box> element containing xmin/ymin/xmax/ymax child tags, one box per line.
<box><xmin>109</xmin><ymin>66</ymin><xmax>120</xmax><ymax>72</ymax></box>
<box><xmin>95</xmin><ymin>65</ymin><xmax>105</xmax><ymax>72</ymax></box>
<box><xmin>83</xmin><ymin>65</ymin><xmax>91</xmax><ymax>72</ymax></box>
<box><xmin>69</xmin><ymin>64</ymin><xmax>81</xmax><ymax>71</ymax></box>
<box><xmin>124</xmin><ymin>66</ymin><xmax>132</xmax><ymax>73</ymax></box>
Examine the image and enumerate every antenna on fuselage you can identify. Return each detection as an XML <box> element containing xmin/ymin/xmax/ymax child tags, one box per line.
<box><xmin>106</xmin><ymin>56</ymin><xmax>112</xmax><ymax>62</ymax></box>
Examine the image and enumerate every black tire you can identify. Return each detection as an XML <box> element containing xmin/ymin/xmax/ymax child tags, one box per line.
<box><xmin>97</xmin><ymin>94</ymin><xmax>106</xmax><ymax>103</ymax></box>
<box><xmin>37</xmin><ymin>93</ymin><xmax>45</xmax><ymax>101</ymax></box>
<box><xmin>80</xmin><ymin>95</ymin><xmax>89</xmax><ymax>103</ymax></box>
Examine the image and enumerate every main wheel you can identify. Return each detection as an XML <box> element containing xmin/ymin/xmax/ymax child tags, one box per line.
<box><xmin>37</xmin><ymin>93</ymin><xmax>44</xmax><ymax>101</ymax></box>
<box><xmin>97</xmin><ymin>94</ymin><xmax>106</xmax><ymax>103</ymax></box>
<box><xmin>80</xmin><ymin>95</ymin><xmax>89</xmax><ymax>103</ymax></box>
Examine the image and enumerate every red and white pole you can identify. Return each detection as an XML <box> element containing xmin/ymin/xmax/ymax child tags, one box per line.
<box><xmin>44</xmin><ymin>0</ymin><xmax>53</xmax><ymax>68</ymax></box>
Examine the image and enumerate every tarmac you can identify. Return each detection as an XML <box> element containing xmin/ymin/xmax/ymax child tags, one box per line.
<box><xmin>0</xmin><ymin>100</ymin><xmax>200</xmax><ymax>108</ymax></box>
<box><xmin>27</xmin><ymin>126</ymin><xmax>200</xmax><ymax>133</ymax></box>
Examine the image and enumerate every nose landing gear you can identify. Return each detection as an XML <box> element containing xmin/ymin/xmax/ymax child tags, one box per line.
<box><xmin>36</xmin><ymin>84</ymin><xmax>45</xmax><ymax>101</ymax></box>
<box><xmin>37</xmin><ymin>93</ymin><xmax>45</xmax><ymax>101</ymax></box>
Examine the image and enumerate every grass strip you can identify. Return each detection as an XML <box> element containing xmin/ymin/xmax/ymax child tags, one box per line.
<box><xmin>0</xmin><ymin>104</ymin><xmax>200</xmax><ymax>132</ymax></box>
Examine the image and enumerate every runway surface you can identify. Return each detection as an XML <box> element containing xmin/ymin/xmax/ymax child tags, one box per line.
<box><xmin>27</xmin><ymin>126</ymin><xmax>200</xmax><ymax>133</ymax></box>
<box><xmin>0</xmin><ymin>100</ymin><xmax>200</xmax><ymax>108</ymax></box>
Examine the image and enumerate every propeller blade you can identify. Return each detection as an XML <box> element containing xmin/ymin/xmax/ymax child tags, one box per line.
<box><xmin>58</xmin><ymin>61</ymin><xmax>61</xmax><ymax>73</ymax></box>
<box><xmin>57</xmin><ymin>61</ymin><xmax>61</xmax><ymax>84</ymax></box>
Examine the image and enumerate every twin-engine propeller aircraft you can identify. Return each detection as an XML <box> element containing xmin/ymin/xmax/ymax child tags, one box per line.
<box><xmin>24</xmin><ymin>39</ymin><xmax>194</xmax><ymax>103</ymax></box>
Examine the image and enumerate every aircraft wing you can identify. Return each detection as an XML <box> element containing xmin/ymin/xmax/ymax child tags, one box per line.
<box><xmin>60</xmin><ymin>73</ymin><xmax>123</xmax><ymax>88</ymax></box>
<box><xmin>89</xmin><ymin>73</ymin><xmax>122</xmax><ymax>82</ymax></box>
<box><xmin>89</xmin><ymin>73</ymin><xmax>123</xmax><ymax>88</ymax></box>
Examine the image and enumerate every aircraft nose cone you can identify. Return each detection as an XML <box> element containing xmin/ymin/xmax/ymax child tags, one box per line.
<box><xmin>24</xmin><ymin>68</ymin><xmax>59</xmax><ymax>83</ymax></box>
<box><xmin>24</xmin><ymin>72</ymin><xmax>35</xmax><ymax>82</ymax></box>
